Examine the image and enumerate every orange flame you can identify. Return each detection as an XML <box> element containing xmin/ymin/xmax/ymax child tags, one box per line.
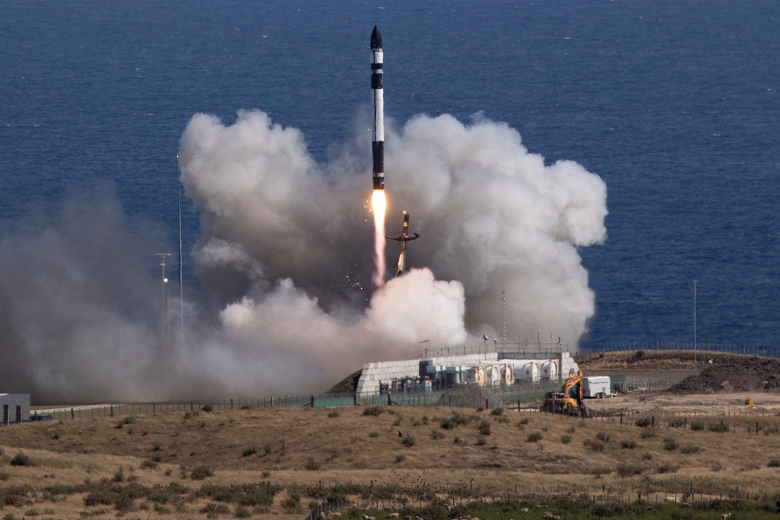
<box><xmin>372</xmin><ymin>189</ymin><xmax>386</xmax><ymax>287</ymax></box>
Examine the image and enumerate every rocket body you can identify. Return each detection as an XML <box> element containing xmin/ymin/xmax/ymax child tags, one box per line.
<box><xmin>371</xmin><ymin>26</ymin><xmax>384</xmax><ymax>190</ymax></box>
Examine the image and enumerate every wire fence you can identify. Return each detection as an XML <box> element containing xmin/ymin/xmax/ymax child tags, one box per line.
<box><xmin>580</xmin><ymin>341</ymin><xmax>779</xmax><ymax>358</ymax></box>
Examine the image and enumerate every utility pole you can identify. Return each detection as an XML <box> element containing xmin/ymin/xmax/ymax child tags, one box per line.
<box><xmin>693</xmin><ymin>280</ymin><xmax>697</xmax><ymax>367</ymax></box>
<box><xmin>156</xmin><ymin>253</ymin><xmax>171</xmax><ymax>346</ymax></box>
<box><xmin>500</xmin><ymin>290</ymin><xmax>506</xmax><ymax>344</ymax></box>
<box><xmin>176</xmin><ymin>156</ymin><xmax>184</xmax><ymax>344</ymax></box>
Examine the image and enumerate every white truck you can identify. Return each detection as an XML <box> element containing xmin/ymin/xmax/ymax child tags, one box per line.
<box><xmin>582</xmin><ymin>376</ymin><xmax>613</xmax><ymax>398</ymax></box>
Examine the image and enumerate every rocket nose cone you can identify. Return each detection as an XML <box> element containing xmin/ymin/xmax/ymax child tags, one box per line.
<box><xmin>370</xmin><ymin>25</ymin><xmax>382</xmax><ymax>49</ymax></box>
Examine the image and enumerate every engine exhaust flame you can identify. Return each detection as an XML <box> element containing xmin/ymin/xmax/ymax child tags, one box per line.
<box><xmin>372</xmin><ymin>189</ymin><xmax>386</xmax><ymax>286</ymax></box>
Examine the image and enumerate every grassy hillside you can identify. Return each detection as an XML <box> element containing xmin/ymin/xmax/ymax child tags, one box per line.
<box><xmin>1</xmin><ymin>405</ymin><xmax>780</xmax><ymax>518</ymax></box>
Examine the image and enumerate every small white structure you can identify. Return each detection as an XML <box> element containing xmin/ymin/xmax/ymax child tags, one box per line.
<box><xmin>583</xmin><ymin>376</ymin><xmax>612</xmax><ymax>398</ymax></box>
<box><xmin>0</xmin><ymin>394</ymin><xmax>30</xmax><ymax>424</ymax></box>
<box><xmin>540</xmin><ymin>360</ymin><xmax>559</xmax><ymax>380</ymax></box>
<box><xmin>514</xmin><ymin>361</ymin><xmax>540</xmax><ymax>382</ymax></box>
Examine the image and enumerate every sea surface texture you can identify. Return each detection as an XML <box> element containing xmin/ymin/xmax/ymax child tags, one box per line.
<box><xmin>1</xmin><ymin>0</ymin><xmax>778</xmax><ymax>350</ymax></box>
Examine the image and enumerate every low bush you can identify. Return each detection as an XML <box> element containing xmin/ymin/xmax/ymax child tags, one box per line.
<box><xmin>640</xmin><ymin>429</ymin><xmax>656</xmax><ymax>440</ymax></box>
<box><xmin>242</xmin><ymin>446</ymin><xmax>258</xmax><ymax>457</ymax></box>
<box><xmin>328</xmin><ymin>410</ymin><xmax>339</xmax><ymax>418</ymax></box>
<box><xmin>395</xmin><ymin>455</ymin><xmax>406</xmax><ymax>463</ymax></box>
<box><xmin>430</xmin><ymin>430</ymin><xmax>444</xmax><ymax>440</ymax></box>
<box><xmin>526</xmin><ymin>432</ymin><xmax>543</xmax><ymax>443</ymax></box>
<box><xmin>305</xmin><ymin>458</ymin><xmax>320</xmax><ymax>471</ymax></box>
<box><xmin>490</xmin><ymin>408</ymin><xmax>503</xmax><ymax>416</ymax></box>
<box><xmin>476</xmin><ymin>436</ymin><xmax>487</xmax><ymax>446</ymax></box>
<box><xmin>10</xmin><ymin>453</ymin><xmax>33</xmax><ymax>467</ymax></box>
<box><xmin>591</xmin><ymin>467</ymin><xmax>612</xmax><ymax>476</ymax></box>
<box><xmin>477</xmin><ymin>420</ymin><xmax>491</xmax><ymax>436</ymax></box>
<box><xmin>518</xmin><ymin>417</ymin><xmax>530</xmax><ymax>425</ymax></box>
<box><xmin>616</xmin><ymin>463</ymin><xmax>643</xmax><ymax>478</ymax></box>
<box><xmin>680</xmin><ymin>445</ymin><xmax>701</xmax><ymax>454</ymax></box>
<box><xmin>583</xmin><ymin>439</ymin><xmax>605</xmax><ymax>452</ymax></box>
<box><xmin>710</xmin><ymin>462</ymin><xmax>723</xmax><ymax>472</ymax></box>
<box><xmin>202</xmin><ymin>404</ymin><xmax>213</xmax><ymax>413</ymax></box>
<box><xmin>401</xmin><ymin>435</ymin><xmax>416</xmax><ymax>447</ymax></box>
<box><xmin>595</xmin><ymin>432</ymin><xmax>610</xmax><ymax>442</ymax></box>
<box><xmin>234</xmin><ymin>506</ymin><xmax>251</xmax><ymax>518</ymax></box>
<box><xmin>767</xmin><ymin>458</ymin><xmax>780</xmax><ymax>468</ymax></box>
<box><xmin>620</xmin><ymin>440</ymin><xmax>638</xmax><ymax>449</ymax></box>
<box><xmin>280</xmin><ymin>493</ymin><xmax>301</xmax><ymax>513</ymax></box>
<box><xmin>662</xmin><ymin>436</ymin><xmax>679</xmax><ymax>451</ymax></box>
<box><xmin>668</xmin><ymin>418</ymin><xmax>685</xmax><ymax>428</ymax></box>
<box><xmin>709</xmin><ymin>422</ymin><xmax>729</xmax><ymax>433</ymax></box>
<box><xmin>657</xmin><ymin>463</ymin><xmax>679</xmax><ymax>474</ymax></box>
<box><xmin>190</xmin><ymin>466</ymin><xmax>213</xmax><ymax>480</ymax></box>
<box><xmin>368</xmin><ymin>432</ymin><xmax>379</xmax><ymax>438</ymax></box>
<box><xmin>642</xmin><ymin>452</ymin><xmax>653</xmax><ymax>460</ymax></box>
<box><xmin>560</xmin><ymin>434</ymin><xmax>572</xmax><ymax>444</ymax></box>
<box><xmin>635</xmin><ymin>418</ymin><xmax>650</xmax><ymax>428</ymax></box>
<box><xmin>690</xmin><ymin>421</ymin><xmax>704</xmax><ymax>431</ymax></box>
<box><xmin>362</xmin><ymin>406</ymin><xmax>385</xmax><ymax>417</ymax></box>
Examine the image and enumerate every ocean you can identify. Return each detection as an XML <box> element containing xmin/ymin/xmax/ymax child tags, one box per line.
<box><xmin>1</xmin><ymin>0</ymin><xmax>778</xmax><ymax>351</ymax></box>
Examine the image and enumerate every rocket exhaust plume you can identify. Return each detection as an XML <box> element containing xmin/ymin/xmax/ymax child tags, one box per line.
<box><xmin>372</xmin><ymin>189</ymin><xmax>386</xmax><ymax>286</ymax></box>
<box><xmin>370</xmin><ymin>26</ymin><xmax>386</xmax><ymax>286</ymax></box>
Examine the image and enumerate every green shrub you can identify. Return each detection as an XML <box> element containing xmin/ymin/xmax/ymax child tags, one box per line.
<box><xmin>560</xmin><ymin>434</ymin><xmax>572</xmax><ymax>444</ymax></box>
<box><xmin>234</xmin><ymin>506</ymin><xmax>251</xmax><ymax>518</ymax></box>
<box><xmin>767</xmin><ymin>458</ymin><xmax>780</xmax><ymax>467</ymax></box>
<box><xmin>616</xmin><ymin>463</ymin><xmax>643</xmax><ymax>478</ymax></box>
<box><xmin>430</xmin><ymin>430</ymin><xmax>444</xmax><ymax>440</ymax></box>
<box><xmin>662</xmin><ymin>436</ymin><xmax>679</xmax><ymax>451</ymax></box>
<box><xmin>668</xmin><ymin>419</ymin><xmax>685</xmax><ymax>428</ymax></box>
<box><xmin>591</xmin><ymin>467</ymin><xmax>612</xmax><ymax>476</ymax></box>
<box><xmin>280</xmin><ymin>493</ymin><xmax>300</xmax><ymax>513</ymax></box>
<box><xmin>620</xmin><ymin>440</ymin><xmax>637</xmax><ymax>449</ymax></box>
<box><xmin>657</xmin><ymin>463</ymin><xmax>679</xmax><ymax>474</ymax></box>
<box><xmin>202</xmin><ymin>404</ymin><xmax>213</xmax><ymax>413</ymax></box>
<box><xmin>476</xmin><ymin>436</ymin><xmax>487</xmax><ymax>446</ymax></box>
<box><xmin>583</xmin><ymin>439</ymin><xmax>604</xmax><ymax>452</ymax></box>
<box><xmin>690</xmin><ymin>421</ymin><xmax>704</xmax><ymax>431</ymax></box>
<box><xmin>526</xmin><ymin>432</ymin><xmax>543</xmax><ymax>443</ymax></box>
<box><xmin>242</xmin><ymin>446</ymin><xmax>258</xmax><ymax>457</ymax></box>
<box><xmin>680</xmin><ymin>445</ymin><xmax>701</xmax><ymax>454</ymax></box>
<box><xmin>362</xmin><ymin>406</ymin><xmax>385</xmax><ymax>416</ymax></box>
<box><xmin>368</xmin><ymin>431</ymin><xmax>379</xmax><ymax>438</ymax></box>
<box><xmin>152</xmin><ymin>442</ymin><xmax>162</xmax><ymax>451</ymax></box>
<box><xmin>642</xmin><ymin>452</ymin><xmax>653</xmax><ymax>460</ymax></box>
<box><xmin>518</xmin><ymin>417</ymin><xmax>530</xmax><ymax>425</ymax></box>
<box><xmin>190</xmin><ymin>466</ymin><xmax>213</xmax><ymax>480</ymax></box>
<box><xmin>490</xmin><ymin>408</ymin><xmax>504</xmax><ymax>416</ymax></box>
<box><xmin>709</xmin><ymin>422</ymin><xmax>729</xmax><ymax>433</ymax></box>
<box><xmin>10</xmin><ymin>453</ymin><xmax>33</xmax><ymax>467</ymax></box>
<box><xmin>595</xmin><ymin>432</ymin><xmax>610</xmax><ymax>442</ymax></box>
<box><xmin>477</xmin><ymin>420</ymin><xmax>491</xmax><ymax>436</ymax></box>
<box><xmin>328</xmin><ymin>410</ymin><xmax>340</xmax><ymax>418</ymax></box>
<box><xmin>640</xmin><ymin>429</ymin><xmax>656</xmax><ymax>440</ymax></box>
<box><xmin>305</xmin><ymin>458</ymin><xmax>320</xmax><ymax>471</ymax></box>
<box><xmin>401</xmin><ymin>435</ymin><xmax>416</xmax><ymax>447</ymax></box>
<box><xmin>151</xmin><ymin>454</ymin><xmax>162</xmax><ymax>463</ymax></box>
<box><xmin>395</xmin><ymin>454</ymin><xmax>406</xmax><ymax>463</ymax></box>
<box><xmin>635</xmin><ymin>418</ymin><xmax>650</xmax><ymax>428</ymax></box>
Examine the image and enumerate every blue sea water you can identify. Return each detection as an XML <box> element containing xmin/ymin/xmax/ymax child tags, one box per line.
<box><xmin>0</xmin><ymin>0</ymin><xmax>778</xmax><ymax>350</ymax></box>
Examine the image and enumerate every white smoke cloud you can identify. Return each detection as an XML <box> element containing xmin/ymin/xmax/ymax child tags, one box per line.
<box><xmin>180</xmin><ymin>109</ymin><xmax>607</xmax><ymax>352</ymax></box>
<box><xmin>0</xmin><ymin>107</ymin><xmax>606</xmax><ymax>403</ymax></box>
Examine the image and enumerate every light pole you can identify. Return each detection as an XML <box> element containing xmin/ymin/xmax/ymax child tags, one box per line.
<box><xmin>693</xmin><ymin>280</ymin><xmax>697</xmax><ymax>367</ymax></box>
<box><xmin>156</xmin><ymin>253</ymin><xmax>171</xmax><ymax>346</ymax></box>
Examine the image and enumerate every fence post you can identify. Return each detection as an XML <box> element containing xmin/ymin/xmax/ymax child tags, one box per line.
<box><xmin>71</xmin><ymin>408</ymin><xmax>75</xmax><ymax>419</ymax></box>
<box><xmin>231</xmin><ymin>399</ymin><xmax>233</xmax><ymax>410</ymax></box>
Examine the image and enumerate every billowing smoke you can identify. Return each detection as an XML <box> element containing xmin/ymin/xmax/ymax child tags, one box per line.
<box><xmin>0</xmin><ymin>108</ymin><xmax>606</xmax><ymax>404</ymax></box>
<box><xmin>180</xmin><ymin>109</ymin><xmax>607</xmax><ymax>349</ymax></box>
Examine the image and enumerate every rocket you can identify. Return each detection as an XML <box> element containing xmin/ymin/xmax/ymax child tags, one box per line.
<box><xmin>386</xmin><ymin>211</ymin><xmax>419</xmax><ymax>277</ymax></box>
<box><xmin>371</xmin><ymin>25</ymin><xmax>384</xmax><ymax>190</ymax></box>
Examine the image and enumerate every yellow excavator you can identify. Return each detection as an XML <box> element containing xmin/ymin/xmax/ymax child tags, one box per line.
<box><xmin>540</xmin><ymin>370</ymin><xmax>589</xmax><ymax>417</ymax></box>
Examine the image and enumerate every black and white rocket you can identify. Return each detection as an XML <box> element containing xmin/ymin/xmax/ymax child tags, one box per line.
<box><xmin>371</xmin><ymin>25</ymin><xmax>384</xmax><ymax>190</ymax></box>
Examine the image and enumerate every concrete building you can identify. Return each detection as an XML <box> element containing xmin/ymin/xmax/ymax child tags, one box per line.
<box><xmin>0</xmin><ymin>394</ymin><xmax>30</xmax><ymax>424</ymax></box>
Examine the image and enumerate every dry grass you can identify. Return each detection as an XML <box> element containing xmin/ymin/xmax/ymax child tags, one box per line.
<box><xmin>0</xmin><ymin>404</ymin><xmax>779</xmax><ymax>518</ymax></box>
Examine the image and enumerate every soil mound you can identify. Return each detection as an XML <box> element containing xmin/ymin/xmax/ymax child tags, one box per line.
<box><xmin>436</xmin><ymin>384</ymin><xmax>503</xmax><ymax>409</ymax></box>
<box><xmin>672</xmin><ymin>357</ymin><xmax>780</xmax><ymax>394</ymax></box>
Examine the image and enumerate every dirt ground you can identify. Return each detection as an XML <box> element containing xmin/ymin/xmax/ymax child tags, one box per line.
<box><xmin>584</xmin><ymin>390</ymin><xmax>780</xmax><ymax>415</ymax></box>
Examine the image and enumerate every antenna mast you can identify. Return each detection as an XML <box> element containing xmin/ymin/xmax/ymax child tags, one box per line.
<box><xmin>177</xmin><ymin>156</ymin><xmax>184</xmax><ymax>343</ymax></box>
<box><xmin>500</xmin><ymin>290</ymin><xmax>506</xmax><ymax>344</ymax></box>
<box><xmin>156</xmin><ymin>253</ymin><xmax>171</xmax><ymax>346</ymax></box>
